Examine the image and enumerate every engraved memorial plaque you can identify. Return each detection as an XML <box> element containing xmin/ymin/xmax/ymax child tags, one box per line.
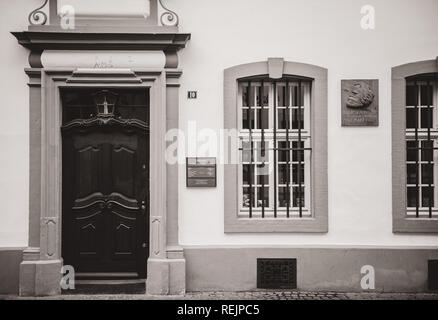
<box><xmin>341</xmin><ymin>79</ymin><xmax>379</xmax><ymax>126</ymax></box>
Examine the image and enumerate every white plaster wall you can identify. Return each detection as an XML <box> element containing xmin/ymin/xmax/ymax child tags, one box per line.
<box><xmin>0</xmin><ymin>0</ymin><xmax>38</xmax><ymax>247</ymax></box>
<box><xmin>0</xmin><ymin>0</ymin><xmax>437</xmax><ymax>248</ymax></box>
<box><xmin>175</xmin><ymin>0</ymin><xmax>438</xmax><ymax>246</ymax></box>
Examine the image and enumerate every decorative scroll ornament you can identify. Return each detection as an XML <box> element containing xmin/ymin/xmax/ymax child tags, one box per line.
<box><xmin>72</xmin><ymin>192</ymin><xmax>139</xmax><ymax>212</ymax></box>
<box><xmin>159</xmin><ymin>0</ymin><xmax>179</xmax><ymax>27</ymax></box>
<box><xmin>28</xmin><ymin>0</ymin><xmax>49</xmax><ymax>25</ymax></box>
<box><xmin>61</xmin><ymin>116</ymin><xmax>149</xmax><ymax>132</ymax></box>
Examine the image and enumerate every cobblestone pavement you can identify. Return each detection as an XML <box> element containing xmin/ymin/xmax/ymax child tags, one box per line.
<box><xmin>2</xmin><ymin>291</ymin><xmax>438</xmax><ymax>300</ymax></box>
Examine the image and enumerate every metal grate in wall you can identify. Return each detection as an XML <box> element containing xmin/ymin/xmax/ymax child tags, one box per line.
<box><xmin>257</xmin><ymin>258</ymin><xmax>297</xmax><ymax>289</ymax></box>
<box><xmin>429</xmin><ymin>260</ymin><xmax>438</xmax><ymax>291</ymax></box>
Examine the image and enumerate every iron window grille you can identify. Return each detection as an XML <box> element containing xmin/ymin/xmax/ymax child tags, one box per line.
<box><xmin>405</xmin><ymin>76</ymin><xmax>438</xmax><ymax>218</ymax></box>
<box><xmin>238</xmin><ymin>77</ymin><xmax>312</xmax><ymax>218</ymax></box>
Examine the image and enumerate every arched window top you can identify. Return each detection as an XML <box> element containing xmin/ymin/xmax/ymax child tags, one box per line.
<box><xmin>392</xmin><ymin>58</ymin><xmax>438</xmax><ymax>80</ymax></box>
<box><xmin>225</xmin><ymin>59</ymin><xmax>327</xmax><ymax>83</ymax></box>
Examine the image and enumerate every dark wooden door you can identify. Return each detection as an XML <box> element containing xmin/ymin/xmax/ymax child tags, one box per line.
<box><xmin>62</xmin><ymin>124</ymin><xmax>149</xmax><ymax>278</ymax></box>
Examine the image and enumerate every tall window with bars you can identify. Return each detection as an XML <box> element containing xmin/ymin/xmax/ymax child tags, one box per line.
<box><xmin>406</xmin><ymin>79</ymin><xmax>438</xmax><ymax>218</ymax></box>
<box><xmin>238</xmin><ymin>78</ymin><xmax>311</xmax><ymax>218</ymax></box>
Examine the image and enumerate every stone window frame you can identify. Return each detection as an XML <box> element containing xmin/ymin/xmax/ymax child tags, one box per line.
<box><xmin>392</xmin><ymin>58</ymin><xmax>438</xmax><ymax>233</ymax></box>
<box><xmin>224</xmin><ymin>59</ymin><xmax>328</xmax><ymax>233</ymax></box>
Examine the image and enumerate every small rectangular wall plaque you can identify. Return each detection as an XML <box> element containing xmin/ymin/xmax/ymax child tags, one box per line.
<box><xmin>187</xmin><ymin>91</ymin><xmax>197</xmax><ymax>99</ymax></box>
<box><xmin>186</xmin><ymin>157</ymin><xmax>216</xmax><ymax>188</ymax></box>
<box><xmin>341</xmin><ymin>79</ymin><xmax>379</xmax><ymax>126</ymax></box>
<box><xmin>257</xmin><ymin>258</ymin><xmax>297</xmax><ymax>289</ymax></box>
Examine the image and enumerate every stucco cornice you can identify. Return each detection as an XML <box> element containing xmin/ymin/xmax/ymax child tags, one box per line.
<box><xmin>11</xmin><ymin>30</ymin><xmax>191</xmax><ymax>52</ymax></box>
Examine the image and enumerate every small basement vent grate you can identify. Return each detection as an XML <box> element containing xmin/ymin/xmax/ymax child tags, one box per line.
<box><xmin>429</xmin><ymin>260</ymin><xmax>438</xmax><ymax>291</ymax></box>
<box><xmin>257</xmin><ymin>258</ymin><xmax>297</xmax><ymax>289</ymax></box>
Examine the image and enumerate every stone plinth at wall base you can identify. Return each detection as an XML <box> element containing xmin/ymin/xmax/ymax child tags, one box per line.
<box><xmin>19</xmin><ymin>260</ymin><xmax>62</xmax><ymax>297</ymax></box>
<box><xmin>169</xmin><ymin>259</ymin><xmax>186</xmax><ymax>295</ymax></box>
<box><xmin>184</xmin><ymin>247</ymin><xmax>438</xmax><ymax>293</ymax></box>
<box><xmin>146</xmin><ymin>258</ymin><xmax>186</xmax><ymax>295</ymax></box>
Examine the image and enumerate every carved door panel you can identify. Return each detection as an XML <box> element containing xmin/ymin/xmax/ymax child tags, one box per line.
<box><xmin>62</xmin><ymin>126</ymin><xmax>149</xmax><ymax>278</ymax></box>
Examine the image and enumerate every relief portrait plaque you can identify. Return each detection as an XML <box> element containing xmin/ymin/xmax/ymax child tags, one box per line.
<box><xmin>341</xmin><ymin>79</ymin><xmax>379</xmax><ymax>126</ymax></box>
<box><xmin>186</xmin><ymin>157</ymin><xmax>217</xmax><ymax>188</ymax></box>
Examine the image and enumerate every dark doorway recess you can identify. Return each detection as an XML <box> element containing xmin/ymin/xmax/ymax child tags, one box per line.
<box><xmin>61</xmin><ymin>88</ymin><xmax>150</xmax><ymax>279</ymax></box>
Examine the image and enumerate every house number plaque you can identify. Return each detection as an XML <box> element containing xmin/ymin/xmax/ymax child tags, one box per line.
<box><xmin>186</xmin><ymin>157</ymin><xmax>216</xmax><ymax>187</ymax></box>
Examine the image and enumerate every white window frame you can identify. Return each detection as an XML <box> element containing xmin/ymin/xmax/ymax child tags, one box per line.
<box><xmin>406</xmin><ymin>81</ymin><xmax>438</xmax><ymax>217</ymax></box>
<box><xmin>236</xmin><ymin>81</ymin><xmax>312</xmax><ymax>218</ymax></box>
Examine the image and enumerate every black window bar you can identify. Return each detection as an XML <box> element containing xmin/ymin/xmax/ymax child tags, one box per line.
<box><xmin>248</xmin><ymin>80</ymin><xmax>253</xmax><ymax>218</ymax></box>
<box><xmin>406</xmin><ymin>78</ymin><xmax>437</xmax><ymax>218</ymax></box>
<box><xmin>239</xmin><ymin>77</ymin><xmax>312</xmax><ymax>218</ymax></box>
<box><xmin>273</xmin><ymin>81</ymin><xmax>278</xmax><ymax>217</ymax></box>
<box><xmin>260</xmin><ymin>80</ymin><xmax>266</xmax><ymax>218</ymax></box>
<box><xmin>286</xmin><ymin>80</ymin><xmax>290</xmax><ymax>218</ymax></box>
<box><xmin>427</xmin><ymin>81</ymin><xmax>432</xmax><ymax>218</ymax></box>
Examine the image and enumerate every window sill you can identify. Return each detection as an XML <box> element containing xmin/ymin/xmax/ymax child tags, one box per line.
<box><xmin>393</xmin><ymin>215</ymin><xmax>438</xmax><ymax>233</ymax></box>
<box><xmin>224</xmin><ymin>216</ymin><xmax>328</xmax><ymax>233</ymax></box>
<box><xmin>238</xmin><ymin>210</ymin><xmax>312</xmax><ymax>219</ymax></box>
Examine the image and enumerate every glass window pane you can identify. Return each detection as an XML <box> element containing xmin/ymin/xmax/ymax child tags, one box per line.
<box><xmin>278</xmin><ymin>86</ymin><xmax>285</xmax><ymax>106</ymax></box>
<box><xmin>242</xmin><ymin>141</ymin><xmax>253</xmax><ymax>163</ymax></box>
<box><xmin>406</xmin><ymin>108</ymin><xmax>418</xmax><ymax>129</ymax></box>
<box><xmin>422</xmin><ymin>187</ymin><xmax>434</xmax><ymax>207</ymax></box>
<box><xmin>242</xmin><ymin>108</ymin><xmax>255</xmax><ymax>129</ymax></box>
<box><xmin>257</xmin><ymin>108</ymin><xmax>269</xmax><ymax>129</ymax></box>
<box><xmin>406</xmin><ymin>141</ymin><xmax>418</xmax><ymax>161</ymax></box>
<box><xmin>407</xmin><ymin>187</ymin><xmax>418</xmax><ymax>207</ymax></box>
<box><xmin>243</xmin><ymin>164</ymin><xmax>254</xmax><ymax>185</ymax></box>
<box><xmin>61</xmin><ymin>88</ymin><xmax>149</xmax><ymax>124</ymax></box>
<box><xmin>278</xmin><ymin>108</ymin><xmax>288</xmax><ymax>129</ymax></box>
<box><xmin>421</xmin><ymin>140</ymin><xmax>434</xmax><ymax>161</ymax></box>
<box><xmin>256</xmin><ymin>86</ymin><xmax>261</xmax><ymax>107</ymax></box>
<box><xmin>293</xmin><ymin>164</ymin><xmax>305</xmax><ymax>184</ymax></box>
<box><xmin>257</xmin><ymin>187</ymin><xmax>269</xmax><ymax>207</ymax></box>
<box><xmin>279</xmin><ymin>186</ymin><xmax>290</xmax><ymax>207</ymax></box>
<box><xmin>421</xmin><ymin>84</ymin><xmax>433</xmax><ymax>106</ymax></box>
<box><xmin>292</xmin><ymin>86</ymin><xmax>304</xmax><ymax>107</ymax></box>
<box><xmin>407</xmin><ymin>164</ymin><xmax>418</xmax><ymax>184</ymax></box>
<box><xmin>278</xmin><ymin>164</ymin><xmax>289</xmax><ymax>184</ymax></box>
<box><xmin>292</xmin><ymin>86</ymin><xmax>297</xmax><ymax>106</ymax></box>
<box><xmin>262</xmin><ymin>85</ymin><xmax>269</xmax><ymax>105</ymax></box>
<box><xmin>421</xmin><ymin>107</ymin><xmax>433</xmax><ymax>128</ymax></box>
<box><xmin>293</xmin><ymin>187</ymin><xmax>305</xmax><ymax>207</ymax></box>
<box><xmin>292</xmin><ymin>109</ymin><xmax>304</xmax><ymax>129</ymax></box>
<box><xmin>248</xmin><ymin>86</ymin><xmax>255</xmax><ymax>106</ymax></box>
<box><xmin>292</xmin><ymin>141</ymin><xmax>305</xmax><ymax>162</ymax></box>
<box><xmin>243</xmin><ymin>187</ymin><xmax>254</xmax><ymax>208</ymax></box>
<box><xmin>256</xmin><ymin>142</ymin><xmax>269</xmax><ymax>162</ymax></box>
<box><xmin>421</xmin><ymin>164</ymin><xmax>434</xmax><ymax>185</ymax></box>
<box><xmin>242</xmin><ymin>86</ymin><xmax>248</xmax><ymax>107</ymax></box>
<box><xmin>278</xmin><ymin>141</ymin><xmax>290</xmax><ymax>162</ymax></box>
<box><xmin>406</xmin><ymin>85</ymin><xmax>418</xmax><ymax>106</ymax></box>
<box><xmin>256</xmin><ymin>164</ymin><xmax>269</xmax><ymax>185</ymax></box>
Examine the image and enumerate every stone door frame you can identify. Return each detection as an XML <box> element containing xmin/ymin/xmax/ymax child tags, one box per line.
<box><xmin>19</xmin><ymin>67</ymin><xmax>184</xmax><ymax>296</ymax></box>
